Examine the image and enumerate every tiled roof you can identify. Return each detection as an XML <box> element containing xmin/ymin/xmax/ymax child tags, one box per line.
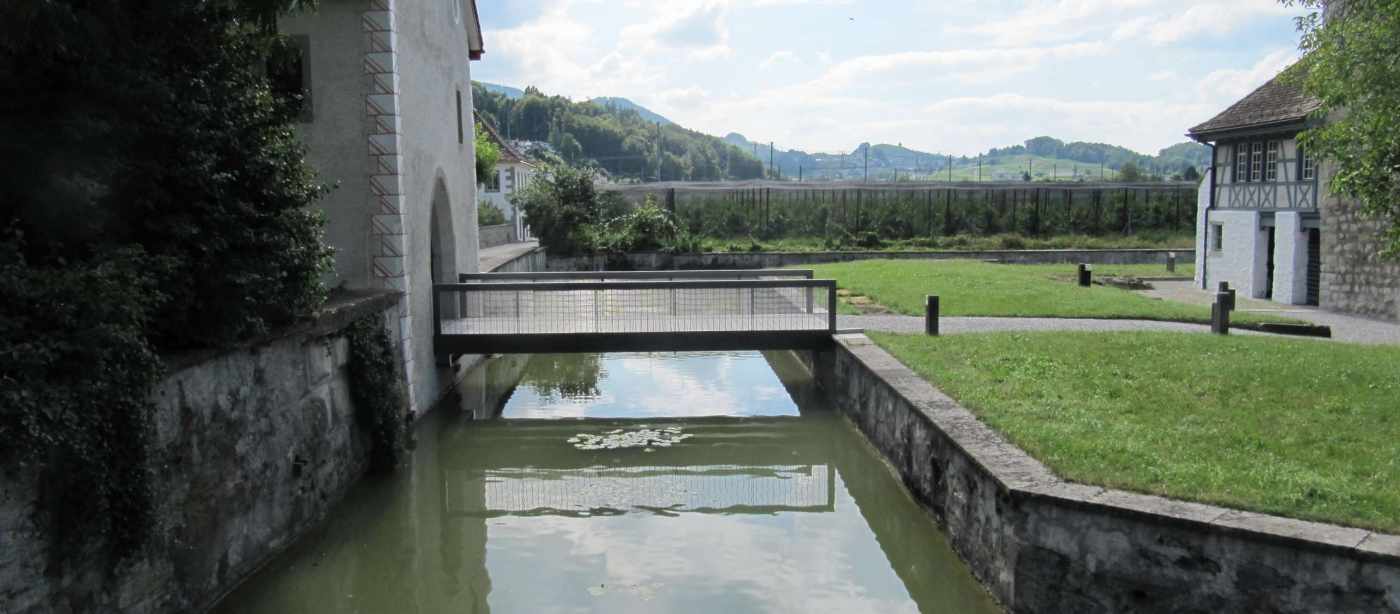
<box><xmin>474</xmin><ymin>111</ymin><xmax>532</xmax><ymax>166</ymax></box>
<box><xmin>1188</xmin><ymin>69</ymin><xmax>1321</xmax><ymax>139</ymax></box>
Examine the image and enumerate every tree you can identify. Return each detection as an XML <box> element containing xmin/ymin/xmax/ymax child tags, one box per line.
<box><xmin>1183</xmin><ymin>166</ymin><xmax>1201</xmax><ymax>182</ymax></box>
<box><xmin>1287</xmin><ymin>0</ymin><xmax>1400</xmax><ymax>256</ymax></box>
<box><xmin>1119</xmin><ymin>162</ymin><xmax>1144</xmax><ymax>182</ymax></box>
<box><xmin>513</xmin><ymin>165</ymin><xmax>605</xmax><ymax>255</ymax></box>
<box><xmin>474</xmin><ymin>124</ymin><xmax>500</xmax><ymax>185</ymax></box>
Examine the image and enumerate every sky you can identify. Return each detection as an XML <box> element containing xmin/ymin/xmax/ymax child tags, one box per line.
<box><xmin>471</xmin><ymin>0</ymin><xmax>1312</xmax><ymax>157</ymax></box>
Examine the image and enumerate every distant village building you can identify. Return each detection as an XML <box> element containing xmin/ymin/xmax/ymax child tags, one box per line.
<box><xmin>279</xmin><ymin>0</ymin><xmax>486</xmax><ymax>414</ymax></box>
<box><xmin>476</xmin><ymin>114</ymin><xmax>535</xmax><ymax>244</ymax></box>
<box><xmin>1189</xmin><ymin>70</ymin><xmax>1400</xmax><ymax>321</ymax></box>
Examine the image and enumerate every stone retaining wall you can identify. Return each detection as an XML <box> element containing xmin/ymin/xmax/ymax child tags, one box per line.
<box><xmin>1320</xmin><ymin>165</ymin><xmax>1400</xmax><ymax>321</ymax></box>
<box><xmin>478</xmin><ymin>223</ymin><xmax>516</xmax><ymax>250</ymax></box>
<box><xmin>816</xmin><ymin>334</ymin><xmax>1400</xmax><ymax>613</ymax></box>
<box><xmin>547</xmin><ymin>248</ymin><xmax>1192</xmax><ymax>272</ymax></box>
<box><xmin>0</xmin><ymin>291</ymin><xmax>405</xmax><ymax>614</ymax></box>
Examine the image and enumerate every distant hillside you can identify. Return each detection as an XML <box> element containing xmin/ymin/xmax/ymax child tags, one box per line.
<box><xmin>727</xmin><ymin>133</ymin><xmax>1210</xmax><ymax>182</ymax></box>
<box><xmin>472</xmin><ymin>82</ymin><xmax>764</xmax><ymax>181</ymax></box>
<box><xmin>588</xmin><ymin>97</ymin><xmax>674</xmax><ymax>127</ymax></box>
<box><xmin>473</xmin><ymin>81</ymin><xmax>1209</xmax><ymax>182</ymax></box>
<box><xmin>478</xmin><ymin>82</ymin><xmax>525</xmax><ymax>100</ymax></box>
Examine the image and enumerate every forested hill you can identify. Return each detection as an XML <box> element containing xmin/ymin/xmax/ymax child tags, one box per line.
<box><xmin>472</xmin><ymin>81</ymin><xmax>1209</xmax><ymax>182</ymax></box>
<box><xmin>727</xmin><ymin>133</ymin><xmax>1211</xmax><ymax>182</ymax></box>
<box><xmin>471</xmin><ymin>82</ymin><xmax>764</xmax><ymax>181</ymax></box>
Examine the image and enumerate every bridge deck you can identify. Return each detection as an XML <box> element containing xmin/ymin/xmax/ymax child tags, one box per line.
<box><xmin>433</xmin><ymin>271</ymin><xmax>838</xmax><ymax>354</ymax></box>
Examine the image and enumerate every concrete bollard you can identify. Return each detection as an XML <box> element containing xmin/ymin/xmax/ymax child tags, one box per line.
<box><xmin>1077</xmin><ymin>264</ymin><xmax>1092</xmax><ymax>287</ymax></box>
<box><xmin>925</xmin><ymin>295</ymin><xmax>940</xmax><ymax>336</ymax></box>
<box><xmin>1167</xmin><ymin>252</ymin><xmax>1177</xmax><ymax>273</ymax></box>
<box><xmin>1212</xmin><ymin>292</ymin><xmax>1232</xmax><ymax>335</ymax></box>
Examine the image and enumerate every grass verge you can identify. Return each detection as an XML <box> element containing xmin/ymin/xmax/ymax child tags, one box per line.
<box><xmin>870</xmin><ymin>331</ymin><xmax>1400</xmax><ymax>533</ymax></box>
<box><xmin>810</xmin><ymin>259</ymin><xmax>1295</xmax><ymax>326</ymax></box>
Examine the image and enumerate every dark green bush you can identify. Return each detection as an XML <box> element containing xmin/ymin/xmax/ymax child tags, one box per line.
<box><xmin>0</xmin><ymin>234</ymin><xmax>162</xmax><ymax>568</ymax></box>
<box><xmin>478</xmin><ymin>203</ymin><xmax>508</xmax><ymax>226</ymax></box>
<box><xmin>0</xmin><ymin>0</ymin><xmax>334</xmax><ymax>572</ymax></box>
<box><xmin>346</xmin><ymin>316</ymin><xmax>407</xmax><ymax>472</ymax></box>
<box><xmin>513</xmin><ymin>165</ymin><xmax>607</xmax><ymax>255</ymax></box>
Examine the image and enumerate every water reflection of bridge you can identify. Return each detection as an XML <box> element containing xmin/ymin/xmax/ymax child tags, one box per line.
<box><xmin>441</xmin><ymin>419</ymin><xmax>837</xmax><ymax>518</ymax></box>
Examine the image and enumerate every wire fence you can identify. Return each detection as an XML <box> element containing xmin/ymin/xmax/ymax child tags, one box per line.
<box><xmin>603</xmin><ymin>181</ymin><xmax>1198</xmax><ymax>240</ymax></box>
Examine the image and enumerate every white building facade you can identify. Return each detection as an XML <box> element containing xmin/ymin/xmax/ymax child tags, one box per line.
<box><xmin>280</xmin><ymin>0</ymin><xmax>486</xmax><ymax>414</ymax></box>
<box><xmin>1189</xmin><ymin>74</ymin><xmax>1324</xmax><ymax>306</ymax></box>
<box><xmin>1190</xmin><ymin>70</ymin><xmax>1400</xmax><ymax>320</ymax></box>
<box><xmin>476</xmin><ymin>115</ymin><xmax>535</xmax><ymax>244</ymax></box>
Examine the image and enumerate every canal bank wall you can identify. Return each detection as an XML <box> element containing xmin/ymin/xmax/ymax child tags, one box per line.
<box><xmin>1</xmin><ymin>291</ymin><xmax>405</xmax><ymax>614</ymax></box>
<box><xmin>546</xmin><ymin>248</ymin><xmax>1190</xmax><ymax>271</ymax></box>
<box><xmin>814</xmin><ymin>334</ymin><xmax>1400</xmax><ymax>613</ymax></box>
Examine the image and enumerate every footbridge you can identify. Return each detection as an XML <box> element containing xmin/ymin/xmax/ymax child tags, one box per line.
<box><xmin>433</xmin><ymin>269</ymin><xmax>837</xmax><ymax>354</ymax></box>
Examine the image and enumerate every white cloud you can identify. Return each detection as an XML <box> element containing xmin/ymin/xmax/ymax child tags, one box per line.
<box><xmin>1148</xmin><ymin>70</ymin><xmax>1176</xmax><ymax>81</ymax></box>
<box><xmin>953</xmin><ymin>0</ymin><xmax>1300</xmax><ymax>46</ymax></box>
<box><xmin>813</xmin><ymin>42</ymin><xmax>1108</xmax><ymax>89</ymax></box>
<box><xmin>1145</xmin><ymin>0</ymin><xmax>1296</xmax><ymax>45</ymax></box>
<box><xmin>1196</xmin><ymin>48</ymin><xmax>1299</xmax><ymax>102</ymax></box>
<box><xmin>760</xmin><ymin>50</ymin><xmax>800</xmax><ymax>70</ymax></box>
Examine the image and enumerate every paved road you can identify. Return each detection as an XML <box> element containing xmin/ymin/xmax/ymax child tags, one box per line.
<box><xmin>838</xmin><ymin>315</ymin><xmax>1260</xmax><ymax>337</ymax></box>
<box><xmin>1141</xmin><ymin>280</ymin><xmax>1400</xmax><ymax>345</ymax></box>
<box><xmin>479</xmin><ymin>240</ymin><xmax>541</xmax><ymax>273</ymax></box>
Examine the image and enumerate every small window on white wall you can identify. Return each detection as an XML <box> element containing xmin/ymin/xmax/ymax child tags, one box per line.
<box><xmin>1211</xmin><ymin>224</ymin><xmax>1224</xmax><ymax>251</ymax></box>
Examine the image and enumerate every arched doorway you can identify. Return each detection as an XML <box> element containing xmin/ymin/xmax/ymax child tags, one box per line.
<box><xmin>429</xmin><ymin>175</ymin><xmax>459</xmax><ymax>320</ymax></box>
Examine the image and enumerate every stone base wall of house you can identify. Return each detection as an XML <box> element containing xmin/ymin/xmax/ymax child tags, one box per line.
<box><xmin>0</xmin><ymin>291</ymin><xmax>405</xmax><ymax>614</ymax></box>
<box><xmin>1321</xmin><ymin>180</ymin><xmax>1400</xmax><ymax>321</ymax></box>
<box><xmin>547</xmin><ymin>248</ymin><xmax>1193</xmax><ymax>272</ymax></box>
<box><xmin>810</xmin><ymin>334</ymin><xmax>1400</xmax><ymax>613</ymax></box>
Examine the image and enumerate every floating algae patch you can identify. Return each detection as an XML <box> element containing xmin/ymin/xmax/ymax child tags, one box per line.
<box><xmin>568</xmin><ymin>426</ymin><xmax>694</xmax><ymax>451</ymax></box>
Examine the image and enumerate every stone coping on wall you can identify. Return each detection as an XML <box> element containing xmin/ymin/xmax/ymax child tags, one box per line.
<box><xmin>832</xmin><ymin>333</ymin><xmax>1400</xmax><ymax>587</ymax></box>
<box><xmin>163</xmin><ymin>289</ymin><xmax>403</xmax><ymax>372</ymax></box>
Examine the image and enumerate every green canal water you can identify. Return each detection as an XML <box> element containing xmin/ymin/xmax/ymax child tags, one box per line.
<box><xmin>214</xmin><ymin>351</ymin><xmax>1000</xmax><ymax>614</ymax></box>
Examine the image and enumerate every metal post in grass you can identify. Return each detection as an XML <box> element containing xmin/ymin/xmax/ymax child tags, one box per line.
<box><xmin>1167</xmin><ymin>252</ymin><xmax>1177</xmax><ymax>273</ymax></box>
<box><xmin>1078</xmin><ymin>263</ymin><xmax>1092</xmax><ymax>287</ymax></box>
<box><xmin>925</xmin><ymin>295</ymin><xmax>940</xmax><ymax>336</ymax></box>
<box><xmin>1212</xmin><ymin>291</ymin><xmax>1232</xmax><ymax>335</ymax></box>
<box><xmin>1218</xmin><ymin>281</ymin><xmax>1236</xmax><ymax>311</ymax></box>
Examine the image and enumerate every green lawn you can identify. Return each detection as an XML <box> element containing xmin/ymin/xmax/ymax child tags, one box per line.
<box><xmin>809</xmin><ymin>259</ymin><xmax>1294</xmax><ymax>326</ymax></box>
<box><xmin>870</xmin><ymin>331</ymin><xmax>1400</xmax><ymax>533</ymax></box>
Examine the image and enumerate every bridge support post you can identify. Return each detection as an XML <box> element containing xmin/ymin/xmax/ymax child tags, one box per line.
<box><xmin>828</xmin><ymin>285</ymin><xmax>838</xmax><ymax>332</ymax></box>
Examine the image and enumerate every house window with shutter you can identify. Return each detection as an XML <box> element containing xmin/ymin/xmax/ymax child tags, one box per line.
<box><xmin>1301</xmin><ymin>149</ymin><xmax>1317</xmax><ymax>181</ymax></box>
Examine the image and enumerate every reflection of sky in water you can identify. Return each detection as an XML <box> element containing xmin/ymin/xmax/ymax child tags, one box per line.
<box><xmin>483</xmin><ymin>471</ymin><xmax>916</xmax><ymax>614</ymax></box>
<box><xmin>213</xmin><ymin>356</ymin><xmax>1001</xmax><ymax>614</ymax></box>
<box><xmin>504</xmin><ymin>351</ymin><xmax>799</xmax><ymax>419</ymax></box>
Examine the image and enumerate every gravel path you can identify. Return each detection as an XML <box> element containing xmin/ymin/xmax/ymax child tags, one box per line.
<box><xmin>839</xmin><ymin>315</ymin><xmax>1243</xmax><ymax>336</ymax></box>
<box><xmin>1142</xmin><ymin>281</ymin><xmax>1400</xmax><ymax>345</ymax></box>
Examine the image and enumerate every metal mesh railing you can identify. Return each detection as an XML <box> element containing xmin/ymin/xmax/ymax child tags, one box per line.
<box><xmin>434</xmin><ymin>274</ymin><xmax>836</xmax><ymax>338</ymax></box>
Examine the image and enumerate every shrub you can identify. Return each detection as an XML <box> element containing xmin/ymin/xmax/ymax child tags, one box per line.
<box><xmin>478</xmin><ymin>203</ymin><xmax>507</xmax><ymax>226</ymax></box>
<box><xmin>0</xmin><ymin>0</ymin><xmax>336</xmax><ymax>572</ymax></box>
<box><xmin>1</xmin><ymin>235</ymin><xmax>163</xmax><ymax>568</ymax></box>
<box><xmin>513</xmin><ymin>165</ymin><xmax>607</xmax><ymax>255</ymax></box>
<box><xmin>346</xmin><ymin>315</ymin><xmax>407</xmax><ymax>472</ymax></box>
<box><xmin>596</xmin><ymin>198</ymin><xmax>678</xmax><ymax>252</ymax></box>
